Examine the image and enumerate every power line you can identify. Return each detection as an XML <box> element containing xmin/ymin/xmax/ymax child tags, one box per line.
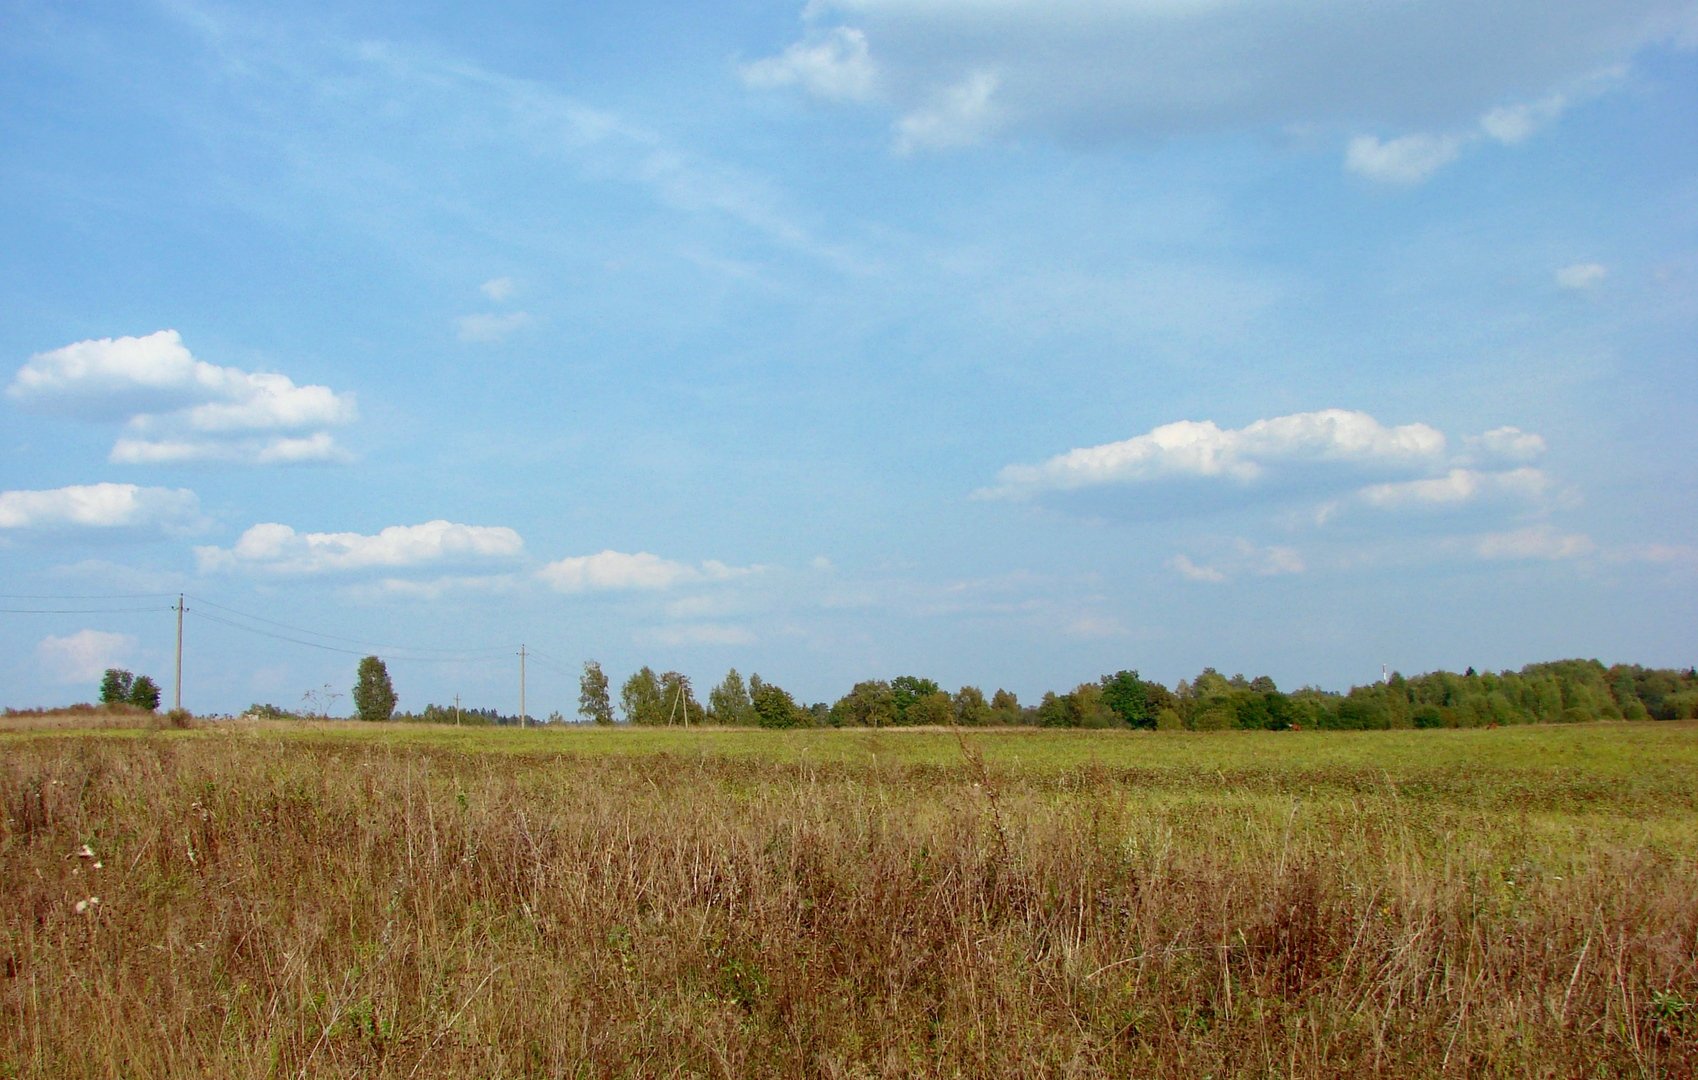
<box><xmin>184</xmin><ymin>593</ymin><xmax>514</xmax><ymax>658</ymax></box>
<box><xmin>0</xmin><ymin>606</ymin><xmax>169</xmax><ymax>614</ymax></box>
<box><xmin>0</xmin><ymin>592</ymin><xmax>176</xmax><ymax>600</ymax></box>
<box><xmin>187</xmin><ymin>609</ymin><xmax>514</xmax><ymax>665</ymax></box>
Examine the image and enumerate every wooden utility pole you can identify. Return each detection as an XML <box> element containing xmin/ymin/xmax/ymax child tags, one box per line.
<box><xmin>519</xmin><ymin>644</ymin><xmax>527</xmax><ymax>728</ymax></box>
<box><xmin>174</xmin><ymin>594</ymin><xmax>185</xmax><ymax>712</ymax></box>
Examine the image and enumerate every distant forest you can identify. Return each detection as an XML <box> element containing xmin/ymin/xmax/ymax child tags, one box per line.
<box><xmin>362</xmin><ymin>659</ymin><xmax>1698</xmax><ymax>731</ymax></box>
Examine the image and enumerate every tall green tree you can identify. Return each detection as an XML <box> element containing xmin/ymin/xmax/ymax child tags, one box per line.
<box><xmin>953</xmin><ymin>685</ymin><xmax>991</xmax><ymax>726</ymax></box>
<box><xmin>989</xmin><ymin>688</ymin><xmax>1022</xmax><ymax>725</ymax></box>
<box><xmin>890</xmin><ymin>675</ymin><xmax>942</xmax><ymax>725</ymax></box>
<box><xmin>578</xmin><ymin>660</ymin><xmax>614</xmax><ymax>725</ymax></box>
<box><xmin>353</xmin><ymin>656</ymin><xmax>396</xmax><ymax>722</ymax></box>
<box><xmin>831</xmin><ymin>680</ymin><xmax>896</xmax><ymax>727</ymax></box>
<box><xmin>621</xmin><ymin>667</ymin><xmax>665</xmax><ymax>725</ymax></box>
<box><xmin>751</xmin><ymin>676</ymin><xmax>803</xmax><ymax>729</ymax></box>
<box><xmin>1099</xmin><ymin>669</ymin><xmax>1154</xmax><ymax>729</ymax></box>
<box><xmin>128</xmin><ymin>674</ymin><xmax>161</xmax><ymax>712</ymax></box>
<box><xmin>99</xmin><ymin>668</ymin><xmax>134</xmax><ymax>705</ymax></box>
<box><xmin>708</xmin><ymin>668</ymin><xmax>753</xmax><ymax>725</ymax></box>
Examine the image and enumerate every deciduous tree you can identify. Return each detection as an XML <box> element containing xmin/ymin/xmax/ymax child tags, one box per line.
<box><xmin>353</xmin><ymin>656</ymin><xmax>396</xmax><ymax>722</ymax></box>
<box><xmin>579</xmin><ymin>660</ymin><xmax>614</xmax><ymax>725</ymax></box>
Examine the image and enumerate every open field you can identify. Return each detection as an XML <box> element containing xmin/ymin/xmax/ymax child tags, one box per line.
<box><xmin>3</xmin><ymin>718</ymin><xmax>1696</xmax><ymax>1077</ymax></box>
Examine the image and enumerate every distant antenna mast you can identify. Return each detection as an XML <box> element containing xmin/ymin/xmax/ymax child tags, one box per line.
<box><xmin>1381</xmin><ymin>664</ymin><xmax>1390</xmax><ymax>684</ymax></box>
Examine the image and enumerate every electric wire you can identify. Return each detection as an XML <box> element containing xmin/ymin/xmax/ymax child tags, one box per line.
<box><xmin>184</xmin><ymin>593</ymin><xmax>514</xmax><ymax>659</ymax></box>
<box><xmin>1</xmin><ymin>606</ymin><xmax>170</xmax><ymax>614</ymax></box>
<box><xmin>186</xmin><ymin>609</ymin><xmax>514</xmax><ymax>666</ymax></box>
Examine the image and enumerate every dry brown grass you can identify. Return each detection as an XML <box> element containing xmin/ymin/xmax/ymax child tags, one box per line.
<box><xmin>2</xmin><ymin>727</ymin><xmax>1695</xmax><ymax>1077</ymax></box>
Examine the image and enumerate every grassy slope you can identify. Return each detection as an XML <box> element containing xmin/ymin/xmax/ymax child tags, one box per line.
<box><xmin>2</xmin><ymin>719</ymin><xmax>1695</xmax><ymax>1077</ymax></box>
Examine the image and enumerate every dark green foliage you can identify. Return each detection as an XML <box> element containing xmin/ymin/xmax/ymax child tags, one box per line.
<box><xmin>1099</xmin><ymin>670</ymin><xmax>1154</xmax><ymax>729</ymax></box>
<box><xmin>831</xmin><ymin>680</ymin><xmax>896</xmax><ymax>728</ymax></box>
<box><xmin>708</xmin><ymin>669</ymin><xmax>753</xmax><ymax>725</ymax></box>
<box><xmin>952</xmin><ymin>685</ymin><xmax>991</xmax><ymax>726</ymax></box>
<box><xmin>890</xmin><ymin>676</ymin><xmax>943</xmax><ymax>725</ymax></box>
<box><xmin>621</xmin><ymin>667</ymin><xmax>665</xmax><ymax>725</ymax></box>
<box><xmin>750</xmin><ymin>677</ymin><xmax>804</xmax><ymax>729</ymax></box>
<box><xmin>352</xmin><ymin>656</ymin><xmax>396</xmax><ymax>722</ymax></box>
<box><xmin>579</xmin><ymin>661</ymin><xmax>614</xmax><ymax>725</ymax></box>
<box><xmin>128</xmin><ymin>675</ymin><xmax>161</xmax><ymax>712</ymax></box>
<box><xmin>99</xmin><ymin>668</ymin><xmax>134</xmax><ymax>705</ymax></box>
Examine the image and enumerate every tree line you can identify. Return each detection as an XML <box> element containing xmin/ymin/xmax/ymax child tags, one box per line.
<box><xmin>246</xmin><ymin>655</ymin><xmax>1698</xmax><ymax>730</ymax></box>
<box><xmin>565</xmin><ymin>658</ymin><xmax>1698</xmax><ymax>731</ymax></box>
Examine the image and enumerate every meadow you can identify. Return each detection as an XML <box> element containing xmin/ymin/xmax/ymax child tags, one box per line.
<box><xmin>2</xmin><ymin>718</ymin><xmax>1695</xmax><ymax>1077</ymax></box>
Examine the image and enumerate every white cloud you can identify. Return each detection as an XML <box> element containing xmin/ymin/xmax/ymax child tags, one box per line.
<box><xmin>1473</xmin><ymin>525</ymin><xmax>1596</xmax><ymax>561</ymax></box>
<box><xmin>1357</xmin><ymin>467</ymin><xmax>1552</xmax><ymax>510</ymax></box>
<box><xmin>894</xmin><ymin>70</ymin><xmax>1001</xmax><ymax>153</ymax></box>
<box><xmin>9</xmin><ymin>330</ymin><xmax>356</xmax><ymax>465</ymax></box>
<box><xmin>479</xmin><ymin>276</ymin><xmax>516</xmax><ymax>302</ymax></box>
<box><xmin>1345</xmin><ymin>133</ymin><xmax>1465</xmax><ymax>184</ymax></box>
<box><xmin>196</xmin><ymin>520</ymin><xmax>524</xmax><ymax>574</ymax></box>
<box><xmin>739</xmin><ymin>27</ymin><xmax>878</xmax><ymax>102</ymax></box>
<box><xmin>1463</xmin><ymin>426</ymin><xmax>1547</xmax><ymax>463</ymax></box>
<box><xmin>1556</xmin><ymin>262</ymin><xmax>1609</xmax><ymax>290</ymax></box>
<box><xmin>345</xmin><ymin>574</ymin><xmax>522</xmax><ymax>602</ymax></box>
<box><xmin>537</xmin><ymin>550</ymin><xmax>759</xmax><ymax>593</ymax></box>
<box><xmin>36</xmin><ymin>630</ymin><xmax>137</xmax><ymax>685</ymax></box>
<box><xmin>752</xmin><ymin>1</ymin><xmax>1689</xmax><ymax>154</ymax></box>
<box><xmin>110</xmin><ymin>432</ymin><xmax>350</xmax><ymax>466</ymax></box>
<box><xmin>982</xmin><ymin>409</ymin><xmax>1446</xmax><ymax>500</ymax></box>
<box><xmin>455</xmin><ymin>312</ymin><xmax>532</xmax><ymax>344</ymax></box>
<box><xmin>0</xmin><ymin>484</ymin><xmax>203</xmax><ymax>532</ymax></box>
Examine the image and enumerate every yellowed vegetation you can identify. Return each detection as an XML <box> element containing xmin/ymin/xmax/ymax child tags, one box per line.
<box><xmin>2</xmin><ymin>720</ymin><xmax>1695</xmax><ymax>1077</ymax></box>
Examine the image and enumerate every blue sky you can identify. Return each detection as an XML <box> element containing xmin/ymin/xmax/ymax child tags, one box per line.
<box><xmin>3</xmin><ymin>0</ymin><xmax>1695</xmax><ymax>716</ymax></box>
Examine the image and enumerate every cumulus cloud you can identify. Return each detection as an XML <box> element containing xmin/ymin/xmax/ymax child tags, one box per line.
<box><xmin>985</xmin><ymin>410</ymin><xmax>1570</xmax><ymax>542</ymax></box>
<box><xmin>748</xmin><ymin>0</ymin><xmax>1688</xmax><ymax>158</ymax></box>
<box><xmin>739</xmin><ymin>27</ymin><xmax>878</xmax><ymax>102</ymax></box>
<box><xmin>0</xmin><ymin>483</ymin><xmax>203</xmax><ymax>533</ymax></box>
<box><xmin>456</xmin><ymin>311</ymin><xmax>532</xmax><ymax>344</ymax></box>
<box><xmin>1473</xmin><ymin>524</ymin><xmax>1596</xmax><ymax>561</ymax></box>
<box><xmin>1556</xmin><ymin>262</ymin><xmax>1609</xmax><ymax>290</ymax></box>
<box><xmin>537</xmin><ymin>550</ymin><xmax>759</xmax><ymax>594</ymax></box>
<box><xmin>9</xmin><ymin>331</ymin><xmax>355</xmax><ymax>465</ymax></box>
<box><xmin>196</xmin><ymin>520</ymin><xmax>524</xmax><ymax>574</ymax></box>
<box><xmin>982</xmin><ymin>409</ymin><xmax>1447</xmax><ymax>500</ymax></box>
<box><xmin>37</xmin><ymin>630</ymin><xmax>137</xmax><ymax>685</ymax></box>
<box><xmin>1345</xmin><ymin>133</ymin><xmax>1465</xmax><ymax>184</ymax></box>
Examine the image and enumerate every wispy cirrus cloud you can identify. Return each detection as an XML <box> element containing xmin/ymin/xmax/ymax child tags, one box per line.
<box><xmin>9</xmin><ymin>331</ymin><xmax>355</xmax><ymax>466</ymax></box>
<box><xmin>748</xmin><ymin>0</ymin><xmax>1689</xmax><ymax>162</ymax></box>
